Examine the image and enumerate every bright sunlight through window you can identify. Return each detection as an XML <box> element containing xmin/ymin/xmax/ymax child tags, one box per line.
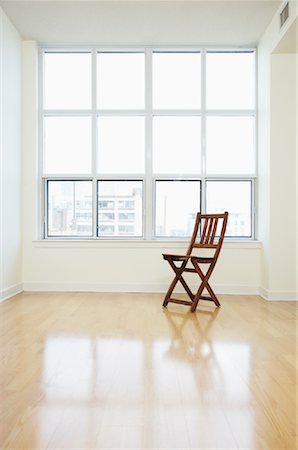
<box><xmin>41</xmin><ymin>49</ymin><xmax>256</xmax><ymax>239</ymax></box>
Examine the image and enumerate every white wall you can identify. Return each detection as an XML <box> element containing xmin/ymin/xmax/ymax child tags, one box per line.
<box><xmin>0</xmin><ymin>8</ymin><xmax>22</xmax><ymax>301</ymax></box>
<box><xmin>270</xmin><ymin>54</ymin><xmax>296</xmax><ymax>294</ymax></box>
<box><xmin>23</xmin><ymin>240</ymin><xmax>261</xmax><ymax>294</ymax></box>
<box><xmin>258</xmin><ymin>2</ymin><xmax>297</xmax><ymax>300</ymax></box>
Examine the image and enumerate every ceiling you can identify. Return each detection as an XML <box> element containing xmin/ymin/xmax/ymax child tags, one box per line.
<box><xmin>1</xmin><ymin>1</ymin><xmax>281</xmax><ymax>47</ymax></box>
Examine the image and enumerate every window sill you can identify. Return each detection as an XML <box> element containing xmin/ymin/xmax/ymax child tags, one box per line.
<box><xmin>32</xmin><ymin>239</ymin><xmax>262</xmax><ymax>250</ymax></box>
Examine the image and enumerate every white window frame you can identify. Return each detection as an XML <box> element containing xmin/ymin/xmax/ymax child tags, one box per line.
<box><xmin>39</xmin><ymin>46</ymin><xmax>257</xmax><ymax>240</ymax></box>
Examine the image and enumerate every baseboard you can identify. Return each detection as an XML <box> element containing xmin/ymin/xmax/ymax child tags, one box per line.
<box><xmin>0</xmin><ymin>283</ymin><xmax>23</xmax><ymax>302</ymax></box>
<box><xmin>22</xmin><ymin>282</ymin><xmax>260</xmax><ymax>296</ymax></box>
<box><xmin>260</xmin><ymin>287</ymin><xmax>298</xmax><ymax>301</ymax></box>
<box><xmin>3</xmin><ymin>282</ymin><xmax>296</xmax><ymax>302</ymax></box>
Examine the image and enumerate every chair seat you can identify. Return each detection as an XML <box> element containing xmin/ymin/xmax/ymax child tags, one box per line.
<box><xmin>162</xmin><ymin>254</ymin><xmax>214</xmax><ymax>264</ymax></box>
<box><xmin>191</xmin><ymin>256</ymin><xmax>215</xmax><ymax>263</ymax></box>
<box><xmin>162</xmin><ymin>253</ymin><xmax>190</xmax><ymax>261</ymax></box>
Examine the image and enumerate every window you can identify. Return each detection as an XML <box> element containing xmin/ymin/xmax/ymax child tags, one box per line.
<box><xmin>47</xmin><ymin>180</ymin><xmax>92</xmax><ymax>237</ymax></box>
<box><xmin>97</xmin><ymin>180</ymin><xmax>143</xmax><ymax>238</ymax></box>
<box><xmin>41</xmin><ymin>48</ymin><xmax>256</xmax><ymax>239</ymax></box>
<box><xmin>155</xmin><ymin>181</ymin><xmax>201</xmax><ymax>237</ymax></box>
<box><xmin>206</xmin><ymin>180</ymin><xmax>252</xmax><ymax>237</ymax></box>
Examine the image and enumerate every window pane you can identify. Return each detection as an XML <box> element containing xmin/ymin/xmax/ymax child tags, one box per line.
<box><xmin>97</xmin><ymin>181</ymin><xmax>142</xmax><ymax>237</ymax></box>
<box><xmin>155</xmin><ymin>181</ymin><xmax>200</xmax><ymax>237</ymax></box>
<box><xmin>206</xmin><ymin>116</ymin><xmax>255</xmax><ymax>175</ymax></box>
<box><xmin>153</xmin><ymin>117</ymin><xmax>201</xmax><ymax>174</ymax></box>
<box><xmin>44</xmin><ymin>117</ymin><xmax>92</xmax><ymax>174</ymax></box>
<box><xmin>206</xmin><ymin>181</ymin><xmax>252</xmax><ymax>237</ymax></box>
<box><xmin>47</xmin><ymin>181</ymin><xmax>92</xmax><ymax>237</ymax></box>
<box><xmin>44</xmin><ymin>52</ymin><xmax>91</xmax><ymax>109</ymax></box>
<box><xmin>153</xmin><ymin>52</ymin><xmax>201</xmax><ymax>109</ymax></box>
<box><xmin>206</xmin><ymin>51</ymin><xmax>255</xmax><ymax>109</ymax></box>
<box><xmin>98</xmin><ymin>117</ymin><xmax>145</xmax><ymax>174</ymax></box>
<box><xmin>97</xmin><ymin>52</ymin><xmax>145</xmax><ymax>109</ymax></box>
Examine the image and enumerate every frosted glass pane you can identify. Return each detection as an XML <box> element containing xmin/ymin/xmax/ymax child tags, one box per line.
<box><xmin>206</xmin><ymin>116</ymin><xmax>255</xmax><ymax>175</ymax></box>
<box><xmin>206</xmin><ymin>181</ymin><xmax>252</xmax><ymax>237</ymax></box>
<box><xmin>98</xmin><ymin>117</ymin><xmax>145</xmax><ymax>174</ymax></box>
<box><xmin>97</xmin><ymin>53</ymin><xmax>145</xmax><ymax>109</ymax></box>
<box><xmin>44</xmin><ymin>117</ymin><xmax>92</xmax><ymax>174</ymax></box>
<box><xmin>48</xmin><ymin>181</ymin><xmax>92</xmax><ymax>237</ymax></box>
<box><xmin>155</xmin><ymin>181</ymin><xmax>200</xmax><ymax>237</ymax></box>
<box><xmin>153</xmin><ymin>52</ymin><xmax>201</xmax><ymax>109</ymax></box>
<box><xmin>44</xmin><ymin>52</ymin><xmax>91</xmax><ymax>109</ymax></box>
<box><xmin>98</xmin><ymin>181</ymin><xmax>143</xmax><ymax>237</ymax></box>
<box><xmin>153</xmin><ymin>116</ymin><xmax>201</xmax><ymax>174</ymax></box>
<box><xmin>206</xmin><ymin>52</ymin><xmax>255</xmax><ymax>109</ymax></box>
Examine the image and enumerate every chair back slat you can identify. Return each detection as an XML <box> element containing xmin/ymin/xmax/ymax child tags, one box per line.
<box><xmin>188</xmin><ymin>212</ymin><xmax>228</xmax><ymax>256</ymax></box>
<box><xmin>203</xmin><ymin>218</ymin><xmax>214</xmax><ymax>245</ymax></box>
<box><xmin>200</xmin><ymin>219</ymin><xmax>209</xmax><ymax>244</ymax></box>
<box><xmin>210</xmin><ymin>218</ymin><xmax>218</xmax><ymax>244</ymax></box>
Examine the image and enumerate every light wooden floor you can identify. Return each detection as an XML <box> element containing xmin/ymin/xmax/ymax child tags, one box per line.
<box><xmin>0</xmin><ymin>292</ymin><xmax>297</xmax><ymax>450</ymax></box>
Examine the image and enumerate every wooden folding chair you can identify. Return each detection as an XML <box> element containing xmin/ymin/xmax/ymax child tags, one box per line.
<box><xmin>162</xmin><ymin>212</ymin><xmax>228</xmax><ymax>312</ymax></box>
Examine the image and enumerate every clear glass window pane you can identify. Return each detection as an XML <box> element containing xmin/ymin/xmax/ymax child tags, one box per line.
<box><xmin>206</xmin><ymin>51</ymin><xmax>255</xmax><ymax>109</ymax></box>
<box><xmin>153</xmin><ymin>116</ymin><xmax>201</xmax><ymax>174</ymax></box>
<box><xmin>153</xmin><ymin>52</ymin><xmax>201</xmax><ymax>109</ymax></box>
<box><xmin>155</xmin><ymin>181</ymin><xmax>201</xmax><ymax>237</ymax></box>
<box><xmin>47</xmin><ymin>181</ymin><xmax>92</xmax><ymax>237</ymax></box>
<box><xmin>206</xmin><ymin>116</ymin><xmax>255</xmax><ymax>175</ymax></box>
<box><xmin>44</xmin><ymin>52</ymin><xmax>91</xmax><ymax>109</ymax></box>
<box><xmin>118</xmin><ymin>213</ymin><xmax>135</xmax><ymax>221</ymax></box>
<box><xmin>97</xmin><ymin>52</ymin><xmax>145</xmax><ymax>109</ymax></box>
<box><xmin>98</xmin><ymin>117</ymin><xmax>145</xmax><ymax>174</ymax></box>
<box><xmin>44</xmin><ymin>116</ymin><xmax>92</xmax><ymax>174</ymax></box>
<box><xmin>99</xmin><ymin>212</ymin><xmax>115</xmax><ymax>222</ymax></box>
<box><xmin>98</xmin><ymin>200</ymin><xmax>114</xmax><ymax>209</ymax></box>
<box><xmin>206</xmin><ymin>181</ymin><xmax>252</xmax><ymax>237</ymax></box>
<box><xmin>97</xmin><ymin>181</ymin><xmax>143</xmax><ymax>237</ymax></box>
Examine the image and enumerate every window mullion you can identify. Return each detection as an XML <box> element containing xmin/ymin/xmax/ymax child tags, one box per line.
<box><xmin>145</xmin><ymin>48</ymin><xmax>153</xmax><ymax>240</ymax></box>
<box><xmin>201</xmin><ymin>48</ymin><xmax>207</xmax><ymax>214</ymax></box>
<box><xmin>92</xmin><ymin>49</ymin><xmax>98</xmax><ymax>238</ymax></box>
<box><xmin>39</xmin><ymin>47</ymin><xmax>45</xmax><ymax>239</ymax></box>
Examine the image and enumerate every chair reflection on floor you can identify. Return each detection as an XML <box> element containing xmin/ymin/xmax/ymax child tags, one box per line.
<box><xmin>162</xmin><ymin>307</ymin><xmax>220</xmax><ymax>362</ymax></box>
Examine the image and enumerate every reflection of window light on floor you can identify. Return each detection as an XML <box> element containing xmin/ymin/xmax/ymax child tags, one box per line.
<box><xmin>43</xmin><ymin>336</ymin><xmax>93</xmax><ymax>400</ymax></box>
<box><xmin>43</xmin><ymin>336</ymin><xmax>144</xmax><ymax>401</ymax></box>
<box><xmin>214</xmin><ymin>343</ymin><xmax>251</xmax><ymax>403</ymax></box>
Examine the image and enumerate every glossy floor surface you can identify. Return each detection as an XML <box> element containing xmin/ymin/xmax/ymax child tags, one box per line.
<box><xmin>1</xmin><ymin>292</ymin><xmax>297</xmax><ymax>449</ymax></box>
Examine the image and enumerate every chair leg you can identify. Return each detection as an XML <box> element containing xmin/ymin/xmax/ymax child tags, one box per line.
<box><xmin>205</xmin><ymin>282</ymin><xmax>221</xmax><ymax>307</ymax></box>
<box><xmin>163</xmin><ymin>272</ymin><xmax>194</xmax><ymax>307</ymax></box>
<box><xmin>163</xmin><ymin>275</ymin><xmax>180</xmax><ymax>307</ymax></box>
<box><xmin>190</xmin><ymin>261</ymin><xmax>220</xmax><ymax>312</ymax></box>
<box><xmin>190</xmin><ymin>282</ymin><xmax>220</xmax><ymax>312</ymax></box>
<box><xmin>178</xmin><ymin>276</ymin><xmax>195</xmax><ymax>301</ymax></box>
<box><xmin>190</xmin><ymin>282</ymin><xmax>206</xmax><ymax>312</ymax></box>
<box><xmin>163</xmin><ymin>260</ymin><xmax>190</xmax><ymax>307</ymax></box>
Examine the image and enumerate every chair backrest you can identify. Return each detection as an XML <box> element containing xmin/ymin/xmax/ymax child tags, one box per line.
<box><xmin>186</xmin><ymin>212</ymin><xmax>229</xmax><ymax>257</ymax></box>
